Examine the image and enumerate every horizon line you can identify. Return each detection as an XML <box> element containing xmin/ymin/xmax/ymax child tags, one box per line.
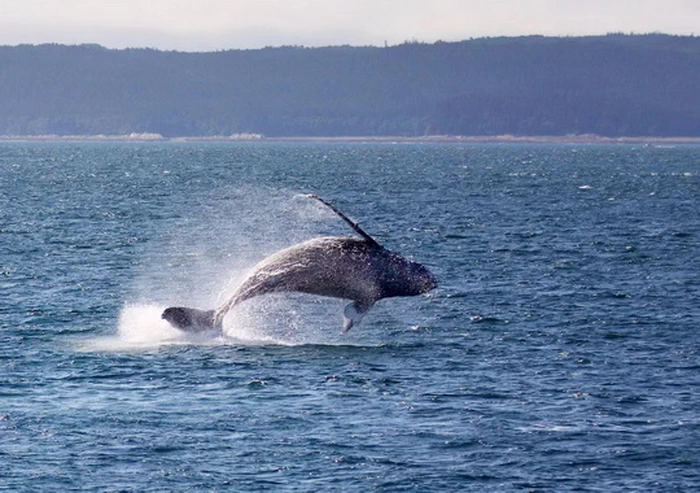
<box><xmin>1</xmin><ymin>31</ymin><xmax>696</xmax><ymax>54</ymax></box>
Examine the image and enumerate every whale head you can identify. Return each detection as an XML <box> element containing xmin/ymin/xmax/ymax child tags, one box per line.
<box><xmin>381</xmin><ymin>251</ymin><xmax>437</xmax><ymax>298</ymax></box>
<box><xmin>406</xmin><ymin>259</ymin><xmax>438</xmax><ymax>295</ymax></box>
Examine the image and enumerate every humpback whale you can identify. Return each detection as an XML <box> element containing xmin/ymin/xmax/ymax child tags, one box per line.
<box><xmin>162</xmin><ymin>195</ymin><xmax>437</xmax><ymax>333</ymax></box>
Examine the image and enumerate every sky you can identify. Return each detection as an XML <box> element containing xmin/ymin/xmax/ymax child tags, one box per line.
<box><xmin>1</xmin><ymin>0</ymin><xmax>697</xmax><ymax>52</ymax></box>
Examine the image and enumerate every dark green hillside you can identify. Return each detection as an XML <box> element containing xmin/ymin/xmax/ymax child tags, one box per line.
<box><xmin>0</xmin><ymin>34</ymin><xmax>698</xmax><ymax>137</ymax></box>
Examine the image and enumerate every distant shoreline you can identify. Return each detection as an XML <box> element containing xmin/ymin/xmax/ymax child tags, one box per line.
<box><xmin>1</xmin><ymin>134</ymin><xmax>700</xmax><ymax>145</ymax></box>
<box><xmin>4</xmin><ymin>36</ymin><xmax>700</xmax><ymax>140</ymax></box>
<box><xmin>266</xmin><ymin>135</ymin><xmax>700</xmax><ymax>145</ymax></box>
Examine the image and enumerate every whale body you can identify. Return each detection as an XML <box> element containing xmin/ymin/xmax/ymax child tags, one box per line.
<box><xmin>162</xmin><ymin>196</ymin><xmax>436</xmax><ymax>333</ymax></box>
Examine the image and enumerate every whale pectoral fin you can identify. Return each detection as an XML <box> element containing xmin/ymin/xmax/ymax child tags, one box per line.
<box><xmin>342</xmin><ymin>300</ymin><xmax>374</xmax><ymax>333</ymax></box>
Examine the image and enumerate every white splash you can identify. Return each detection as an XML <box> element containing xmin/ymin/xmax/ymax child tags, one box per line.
<box><xmin>78</xmin><ymin>303</ymin><xmax>193</xmax><ymax>352</ymax></box>
<box><xmin>78</xmin><ymin>298</ymin><xmax>344</xmax><ymax>352</ymax></box>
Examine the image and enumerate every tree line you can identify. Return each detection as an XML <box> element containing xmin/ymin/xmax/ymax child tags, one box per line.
<box><xmin>0</xmin><ymin>34</ymin><xmax>698</xmax><ymax>137</ymax></box>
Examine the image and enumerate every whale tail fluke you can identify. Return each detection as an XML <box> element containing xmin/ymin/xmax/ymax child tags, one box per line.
<box><xmin>161</xmin><ymin>306</ymin><xmax>220</xmax><ymax>333</ymax></box>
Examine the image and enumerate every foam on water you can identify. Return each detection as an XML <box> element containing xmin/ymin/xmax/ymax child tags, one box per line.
<box><xmin>77</xmin><ymin>303</ymin><xmax>265</xmax><ymax>352</ymax></box>
<box><xmin>79</xmin><ymin>296</ymin><xmax>350</xmax><ymax>352</ymax></box>
<box><xmin>78</xmin><ymin>303</ymin><xmax>198</xmax><ymax>352</ymax></box>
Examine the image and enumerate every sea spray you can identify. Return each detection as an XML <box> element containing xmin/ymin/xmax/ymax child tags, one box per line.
<box><xmin>221</xmin><ymin>294</ymin><xmax>349</xmax><ymax>346</ymax></box>
<box><xmin>78</xmin><ymin>303</ymin><xmax>186</xmax><ymax>352</ymax></box>
<box><xmin>127</xmin><ymin>187</ymin><xmax>335</xmax><ymax>316</ymax></box>
<box><xmin>117</xmin><ymin>303</ymin><xmax>182</xmax><ymax>343</ymax></box>
<box><xmin>80</xmin><ymin>298</ymin><xmax>345</xmax><ymax>352</ymax></box>
<box><xmin>86</xmin><ymin>188</ymin><xmax>389</xmax><ymax>351</ymax></box>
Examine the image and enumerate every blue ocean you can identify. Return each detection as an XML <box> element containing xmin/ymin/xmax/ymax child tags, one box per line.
<box><xmin>1</xmin><ymin>142</ymin><xmax>698</xmax><ymax>491</ymax></box>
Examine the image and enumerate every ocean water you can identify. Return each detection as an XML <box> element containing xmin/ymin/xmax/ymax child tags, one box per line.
<box><xmin>1</xmin><ymin>142</ymin><xmax>698</xmax><ymax>491</ymax></box>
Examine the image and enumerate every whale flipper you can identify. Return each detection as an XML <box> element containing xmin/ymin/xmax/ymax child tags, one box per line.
<box><xmin>162</xmin><ymin>307</ymin><xmax>219</xmax><ymax>332</ymax></box>
<box><xmin>342</xmin><ymin>300</ymin><xmax>374</xmax><ymax>333</ymax></box>
<box><xmin>305</xmin><ymin>194</ymin><xmax>381</xmax><ymax>248</ymax></box>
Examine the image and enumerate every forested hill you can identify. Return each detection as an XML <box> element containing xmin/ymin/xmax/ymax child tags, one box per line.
<box><xmin>1</xmin><ymin>34</ymin><xmax>699</xmax><ymax>137</ymax></box>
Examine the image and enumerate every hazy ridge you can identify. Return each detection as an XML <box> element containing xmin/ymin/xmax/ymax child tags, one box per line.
<box><xmin>1</xmin><ymin>34</ymin><xmax>699</xmax><ymax>137</ymax></box>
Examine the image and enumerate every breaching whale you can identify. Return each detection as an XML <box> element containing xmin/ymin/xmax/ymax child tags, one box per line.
<box><xmin>162</xmin><ymin>195</ymin><xmax>437</xmax><ymax>333</ymax></box>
